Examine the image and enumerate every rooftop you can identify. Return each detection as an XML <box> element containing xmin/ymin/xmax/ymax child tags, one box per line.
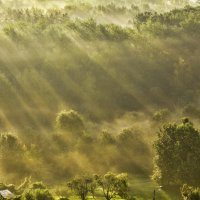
<box><xmin>0</xmin><ymin>190</ymin><xmax>15</xmax><ymax>199</ymax></box>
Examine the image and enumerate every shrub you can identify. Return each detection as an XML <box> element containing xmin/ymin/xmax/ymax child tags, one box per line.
<box><xmin>21</xmin><ymin>189</ymin><xmax>54</xmax><ymax>200</ymax></box>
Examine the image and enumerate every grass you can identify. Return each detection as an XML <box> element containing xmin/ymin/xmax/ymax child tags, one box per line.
<box><xmin>129</xmin><ymin>175</ymin><xmax>180</xmax><ymax>200</ymax></box>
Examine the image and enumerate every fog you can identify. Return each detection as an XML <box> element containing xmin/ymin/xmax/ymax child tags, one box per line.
<box><xmin>0</xmin><ymin>0</ymin><xmax>200</xmax><ymax>191</ymax></box>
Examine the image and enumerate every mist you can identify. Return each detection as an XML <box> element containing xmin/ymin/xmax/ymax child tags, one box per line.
<box><xmin>0</xmin><ymin>1</ymin><xmax>200</xmax><ymax>199</ymax></box>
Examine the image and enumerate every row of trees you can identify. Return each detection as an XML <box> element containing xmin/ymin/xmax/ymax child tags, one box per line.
<box><xmin>134</xmin><ymin>6</ymin><xmax>200</xmax><ymax>35</ymax></box>
<box><xmin>4</xmin><ymin>5</ymin><xmax>200</xmax><ymax>42</ymax></box>
<box><xmin>0</xmin><ymin>109</ymin><xmax>151</xmax><ymax>183</ymax></box>
<box><xmin>0</xmin><ymin>173</ymin><xmax>129</xmax><ymax>200</ymax></box>
<box><xmin>1</xmin><ymin>5</ymin><xmax>200</xmax><ymax>129</ymax></box>
<box><xmin>67</xmin><ymin>172</ymin><xmax>129</xmax><ymax>200</ymax></box>
<box><xmin>1</xmin><ymin>0</ymin><xmax>193</xmax><ymax>12</ymax></box>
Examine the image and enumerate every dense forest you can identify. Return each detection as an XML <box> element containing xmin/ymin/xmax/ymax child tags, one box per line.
<box><xmin>0</xmin><ymin>0</ymin><xmax>200</xmax><ymax>199</ymax></box>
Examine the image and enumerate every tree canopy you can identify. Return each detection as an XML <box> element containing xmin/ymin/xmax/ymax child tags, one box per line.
<box><xmin>153</xmin><ymin>119</ymin><xmax>200</xmax><ymax>186</ymax></box>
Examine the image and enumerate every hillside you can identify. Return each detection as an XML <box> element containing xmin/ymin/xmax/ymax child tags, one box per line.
<box><xmin>0</xmin><ymin>1</ymin><xmax>200</xmax><ymax>199</ymax></box>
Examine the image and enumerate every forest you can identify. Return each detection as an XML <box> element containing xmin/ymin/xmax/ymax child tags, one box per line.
<box><xmin>0</xmin><ymin>0</ymin><xmax>200</xmax><ymax>199</ymax></box>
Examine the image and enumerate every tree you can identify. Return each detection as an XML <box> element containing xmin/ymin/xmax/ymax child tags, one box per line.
<box><xmin>67</xmin><ymin>175</ymin><xmax>95</xmax><ymax>200</ymax></box>
<box><xmin>100</xmin><ymin>130</ymin><xmax>116</xmax><ymax>145</ymax></box>
<box><xmin>0</xmin><ymin>132</ymin><xmax>22</xmax><ymax>154</ymax></box>
<box><xmin>152</xmin><ymin>109</ymin><xmax>170</xmax><ymax>122</ymax></box>
<box><xmin>56</xmin><ymin>110</ymin><xmax>84</xmax><ymax>135</ymax></box>
<box><xmin>0</xmin><ymin>132</ymin><xmax>24</xmax><ymax>162</ymax></box>
<box><xmin>153</xmin><ymin>118</ymin><xmax>200</xmax><ymax>186</ymax></box>
<box><xmin>0</xmin><ymin>132</ymin><xmax>29</xmax><ymax>177</ymax></box>
<box><xmin>97</xmin><ymin>172</ymin><xmax>128</xmax><ymax>200</ymax></box>
<box><xmin>117</xmin><ymin>128</ymin><xmax>150</xmax><ymax>158</ymax></box>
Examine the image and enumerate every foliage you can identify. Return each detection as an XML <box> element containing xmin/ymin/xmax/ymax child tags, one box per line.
<box><xmin>67</xmin><ymin>175</ymin><xmax>95</xmax><ymax>200</ymax></box>
<box><xmin>0</xmin><ymin>5</ymin><xmax>200</xmax><ymax>126</ymax></box>
<box><xmin>96</xmin><ymin>172</ymin><xmax>129</xmax><ymax>200</ymax></box>
<box><xmin>152</xmin><ymin>109</ymin><xmax>170</xmax><ymax>122</ymax></box>
<box><xmin>56</xmin><ymin>110</ymin><xmax>84</xmax><ymax>134</ymax></box>
<box><xmin>0</xmin><ymin>132</ymin><xmax>22</xmax><ymax>154</ymax></box>
<box><xmin>67</xmin><ymin>172</ymin><xmax>129</xmax><ymax>200</ymax></box>
<box><xmin>153</xmin><ymin>119</ymin><xmax>200</xmax><ymax>186</ymax></box>
<box><xmin>100</xmin><ymin>130</ymin><xmax>116</xmax><ymax>145</ymax></box>
<box><xmin>135</xmin><ymin>6</ymin><xmax>200</xmax><ymax>36</ymax></box>
<box><xmin>21</xmin><ymin>189</ymin><xmax>54</xmax><ymax>200</ymax></box>
<box><xmin>0</xmin><ymin>132</ymin><xmax>29</xmax><ymax>178</ymax></box>
<box><xmin>181</xmin><ymin>184</ymin><xmax>200</xmax><ymax>200</ymax></box>
<box><xmin>0</xmin><ymin>0</ymin><xmax>200</xmax><ymax>193</ymax></box>
<box><xmin>30</xmin><ymin>182</ymin><xmax>47</xmax><ymax>190</ymax></box>
<box><xmin>17</xmin><ymin>177</ymin><xmax>32</xmax><ymax>194</ymax></box>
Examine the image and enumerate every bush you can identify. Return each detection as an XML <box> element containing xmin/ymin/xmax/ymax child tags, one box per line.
<box><xmin>30</xmin><ymin>182</ymin><xmax>47</xmax><ymax>190</ymax></box>
<box><xmin>152</xmin><ymin>109</ymin><xmax>170</xmax><ymax>122</ymax></box>
<box><xmin>181</xmin><ymin>184</ymin><xmax>200</xmax><ymax>200</ymax></box>
<box><xmin>21</xmin><ymin>189</ymin><xmax>54</xmax><ymax>200</ymax></box>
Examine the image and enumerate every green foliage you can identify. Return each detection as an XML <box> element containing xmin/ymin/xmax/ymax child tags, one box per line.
<box><xmin>53</xmin><ymin>186</ymin><xmax>69</xmax><ymax>199</ymax></box>
<box><xmin>135</xmin><ymin>6</ymin><xmax>200</xmax><ymax>36</ymax></box>
<box><xmin>181</xmin><ymin>184</ymin><xmax>200</xmax><ymax>200</ymax></box>
<box><xmin>67</xmin><ymin>175</ymin><xmax>95</xmax><ymax>200</ymax></box>
<box><xmin>0</xmin><ymin>132</ymin><xmax>22</xmax><ymax>153</ymax></box>
<box><xmin>100</xmin><ymin>130</ymin><xmax>116</xmax><ymax>145</ymax></box>
<box><xmin>17</xmin><ymin>177</ymin><xmax>32</xmax><ymax>194</ymax></box>
<box><xmin>21</xmin><ymin>189</ymin><xmax>54</xmax><ymax>200</ymax></box>
<box><xmin>30</xmin><ymin>182</ymin><xmax>47</xmax><ymax>190</ymax></box>
<box><xmin>97</xmin><ymin>172</ymin><xmax>129</xmax><ymax>200</ymax></box>
<box><xmin>67</xmin><ymin>172</ymin><xmax>129</xmax><ymax>200</ymax></box>
<box><xmin>0</xmin><ymin>132</ymin><xmax>32</xmax><ymax>179</ymax></box>
<box><xmin>58</xmin><ymin>197</ymin><xmax>68</xmax><ymax>200</ymax></box>
<box><xmin>0</xmin><ymin>0</ymin><xmax>200</xmax><ymax>194</ymax></box>
<box><xmin>117</xmin><ymin>128</ymin><xmax>148</xmax><ymax>152</ymax></box>
<box><xmin>152</xmin><ymin>109</ymin><xmax>170</xmax><ymax>122</ymax></box>
<box><xmin>153</xmin><ymin>119</ymin><xmax>200</xmax><ymax>186</ymax></box>
<box><xmin>56</xmin><ymin>110</ymin><xmax>84</xmax><ymax>134</ymax></box>
<box><xmin>0</xmin><ymin>5</ymin><xmax>200</xmax><ymax>127</ymax></box>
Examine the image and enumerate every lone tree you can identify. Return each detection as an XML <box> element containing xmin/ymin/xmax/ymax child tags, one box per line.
<box><xmin>0</xmin><ymin>132</ymin><xmax>23</xmax><ymax>163</ymax></box>
<box><xmin>56</xmin><ymin>110</ymin><xmax>84</xmax><ymax>135</ymax></box>
<box><xmin>96</xmin><ymin>172</ymin><xmax>128</xmax><ymax>200</ymax></box>
<box><xmin>153</xmin><ymin>118</ymin><xmax>200</xmax><ymax>186</ymax></box>
<box><xmin>67</xmin><ymin>175</ymin><xmax>95</xmax><ymax>200</ymax></box>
